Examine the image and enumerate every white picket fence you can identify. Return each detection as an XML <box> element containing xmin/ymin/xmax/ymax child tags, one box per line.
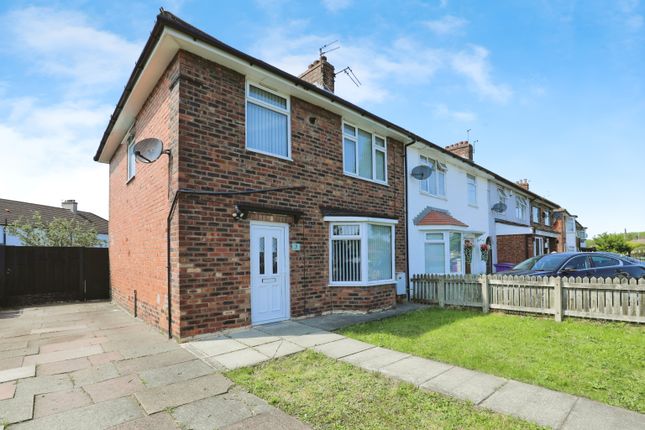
<box><xmin>411</xmin><ymin>274</ymin><xmax>644</xmax><ymax>323</ymax></box>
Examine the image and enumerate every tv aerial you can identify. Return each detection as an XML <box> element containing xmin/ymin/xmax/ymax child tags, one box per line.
<box><xmin>317</xmin><ymin>40</ymin><xmax>362</xmax><ymax>88</ymax></box>
<box><xmin>319</xmin><ymin>40</ymin><xmax>340</xmax><ymax>57</ymax></box>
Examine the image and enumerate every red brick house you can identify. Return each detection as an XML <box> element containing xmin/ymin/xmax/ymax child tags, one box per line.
<box><xmin>94</xmin><ymin>11</ymin><xmax>417</xmax><ymax>340</ymax></box>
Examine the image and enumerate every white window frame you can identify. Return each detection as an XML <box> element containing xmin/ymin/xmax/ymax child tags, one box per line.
<box><xmin>326</xmin><ymin>218</ymin><xmax>396</xmax><ymax>287</ymax></box>
<box><xmin>543</xmin><ymin>210</ymin><xmax>551</xmax><ymax>226</ymax></box>
<box><xmin>342</xmin><ymin>121</ymin><xmax>387</xmax><ymax>185</ymax></box>
<box><xmin>245</xmin><ymin>81</ymin><xmax>292</xmax><ymax>160</ymax></box>
<box><xmin>467</xmin><ymin>174</ymin><xmax>477</xmax><ymax>206</ymax></box>
<box><xmin>515</xmin><ymin>196</ymin><xmax>528</xmax><ymax>220</ymax></box>
<box><xmin>532</xmin><ymin>206</ymin><xmax>540</xmax><ymax>224</ymax></box>
<box><xmin>420</xmin><ymin>155</ymin><xmax>446</xmax><ymax>198</ymax></box>
<box><xmin>497</xmin><ymin>187</ymin><xmax>508</xmax><ymax>214</ymax></box>
<box><xmin>126</xmin><ymin>135</ymin><xmax>136</xmax><ymax>182</ymax></box>
<box><xmin>566</xmin><ymin>218</ymin><xmax>576</xmax><ymax>233</ymax></box>
<box><xmin>423</xmin><ymin>231</ymin><xmax>465</xmax><ymax>274</ymax></box>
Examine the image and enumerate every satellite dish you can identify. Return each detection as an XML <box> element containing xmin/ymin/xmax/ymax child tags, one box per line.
<box><xmin>411</xmin><ymin>165</ymin><xmax>433</xmax><ymax>180</ymax></box>
<box><xmin>134</xmin><ymin>138</ymin><xmax>164</xmax><ymax>163</ymax></box>
<box><xmin>491</xmin><ymin>202</ymin><xmax>507</xmax><ymax>213</ymax></box>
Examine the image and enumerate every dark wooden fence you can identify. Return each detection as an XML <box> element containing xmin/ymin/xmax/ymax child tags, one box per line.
<box><xmin>0</xmin><ymin>246</ymin><xmax>110</xmax><ymax>306</ymax></box>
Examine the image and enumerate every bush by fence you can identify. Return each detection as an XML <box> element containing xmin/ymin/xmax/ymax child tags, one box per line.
<box><xmin>411</xmin><ymin>274</ymin><xmax>644</xmax><ymax>323</ymax></box>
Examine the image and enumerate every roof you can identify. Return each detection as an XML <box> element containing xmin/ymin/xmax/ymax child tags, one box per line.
<box><xmin>93</xmin><ymin>9</ymin><xmax>561</xmax><ymax>210</ymax></box>
<box><xmin>0</xmin><ymin>198</ymin><xmax>108</xmax><ymax>234</ymax></box>
<box><xmin>414</xmin><ymin>207</ymin><xmax>468</xmax><ymax>227</ymax></box>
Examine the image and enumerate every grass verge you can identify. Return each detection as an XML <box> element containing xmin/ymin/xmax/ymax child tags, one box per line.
<box><xmin>339</xmin><ymin>308</ymin><xmax>645</xmax><ymax>412</ymax></box>
<box><xmin>228</xmin><ymin>350</ymin><xmax>543</xmax><ymax>430</ymax></box>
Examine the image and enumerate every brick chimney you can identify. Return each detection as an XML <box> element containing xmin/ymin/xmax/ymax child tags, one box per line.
<box><xmin>516</xmin><ymin>179</ymin><xmax>529</xmax><ymax>191</ymax></box>
<box><xmin>445</xmin><ymin>141</ymin><xmax>473</xmax><ymax>161</ymax></box>
<box><xmin>299</xmin><ymin>56</ymin><xmax>335</xmax><ymax>92</ymax></box>
<box><xmin>61</xmin><ymin>199</ymin><xmax>78</xmax><ymax>213</ymax></box>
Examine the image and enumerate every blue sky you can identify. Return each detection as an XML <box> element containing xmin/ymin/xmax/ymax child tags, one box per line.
<box><xmin>0</xmin><ymin>0</ymin><xmax>643</xmax><ymax>236</ymax></box>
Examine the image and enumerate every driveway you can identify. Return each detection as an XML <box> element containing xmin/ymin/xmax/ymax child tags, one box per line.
<box><xmin>0</xmin><ymin>302</ymin><xmax>308</xmax><ymax>429</ymax></box>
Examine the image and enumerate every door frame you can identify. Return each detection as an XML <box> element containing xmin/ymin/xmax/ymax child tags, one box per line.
<box><xmin>249</xmin><ymin>221</ymin><xmax>291</xmax><ymax>325</ymax></box>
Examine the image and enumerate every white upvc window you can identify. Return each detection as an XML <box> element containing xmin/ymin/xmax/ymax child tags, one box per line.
<box><xmin>328</xmin><ymin>220</ymin><xmax>395</xmax><ymax>286</ymax></box>
<box><xmin>424</xmin><ymin>231</ymin><xmax>463</xmax><ymax>274</ymax></box>
<box><xmin>544</xmin><ymin>210</ymin><xmax>551</xmax><ymax>226</ymax></box>
<box><xmin>342</xmin><ymin>122</ymin><xmax>387</xmax><ymax>184</ymax></box>
<box><xmin>567</xmin><ymin>218</ymin><xmax>576</xmax><ymax>232</ymax></box>
<box><xmin>497</xmin><ymin>187</ymin><xmax>509</xmax><ymax>213</ymax></box>
<box><xmin>420</xmin><ymin>155</ymin><xmax>446</xmax><ymax>197</ymax></box>
<box><xmin>467</xmin><ymin>174</ymin><xmax>477</xmax><ymax>206</ymax></box>
<box><xmin>515</xmin><ymin>196</ymin><xmax>528</xmax><ymax>220</ymax></box>
<box><xmin>246</xmin><ymin>83</ymin><xmax>291</xmax><ymax>159</ymax></box>
<box><xmin>532</xmin><ymin>206</ymin><xmax>540</xmax><ymax>223</ymax></box>
<box><xmin>127</xmin><ymin>135</ymin><xmax>136</xmax><ymax>182</ymax></box>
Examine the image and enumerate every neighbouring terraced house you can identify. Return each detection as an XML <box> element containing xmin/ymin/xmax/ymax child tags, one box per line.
<box><xmin>94</xmin><ymin>11</ymin><xmax>583</xmax><ymax>339</ymax></box>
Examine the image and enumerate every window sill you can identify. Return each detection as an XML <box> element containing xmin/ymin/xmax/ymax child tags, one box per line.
<box><xmin>468</xmin><ymin>203</ymin><xmax>478</xmax><ymax>209</ymax></box>
<box><xmin>343</xmin><ymin>172</ymin><xmax>389</xmax><ymax>187</ymax></box>
<box><xmin>419</xmin><ymin>190</ymin><xmax>447</xmax><ymax>200</ymax></box>
<box><xmin>126</xmin><ymin>175</ymin><xmax>135</xmax><ymax>185</ymax></box>
<box><xmin>246</xmin><ymin>146</ymin><xmax>293</xmax><ymax>162</ymax></box>
<box><xmin>329</xmin><ymin>281</ymin><xmax>396</xmax><ymax>288</ymax></box>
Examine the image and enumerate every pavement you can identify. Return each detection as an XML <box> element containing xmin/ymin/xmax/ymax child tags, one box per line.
<box><xmin>0</xmin><ymin>302</ymin><xmax>309</xmax><ymax>429</ymax></box>
<box><xmin>1</xmin><ymin>301</ymin><xmax>643</xmax><ymax>430</ymax></box>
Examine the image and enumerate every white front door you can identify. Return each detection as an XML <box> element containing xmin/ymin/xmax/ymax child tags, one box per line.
<box><xmin>250</xmin><ymin>222</ymin><xmax>290</xmax><ymax>325</ymax></box>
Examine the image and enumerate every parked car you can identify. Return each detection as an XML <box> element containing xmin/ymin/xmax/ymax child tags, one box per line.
<box><xmin>505</xmin><ymin>252</ymin><xmax>645</xmax><ymax>279</ymax></box>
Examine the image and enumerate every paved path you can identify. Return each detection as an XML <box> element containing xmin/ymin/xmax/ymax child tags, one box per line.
<box><xmin>184</xmin><ymin>311</ymin><xmax>645</xmax><ymax>430</ymax></box>
<box><xmin>0</xmin><ymin>302</ymin><xmax>309</xmax><ymax>429</ymax></box>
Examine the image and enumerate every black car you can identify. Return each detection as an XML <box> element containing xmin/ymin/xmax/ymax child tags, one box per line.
<box><xmin>505</xmin><ymin>252</ymin><xmax>645</xmax><ymax>279</ymax></box>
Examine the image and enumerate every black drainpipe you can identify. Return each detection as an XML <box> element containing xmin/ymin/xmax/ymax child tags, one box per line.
<box><xmin>166</xmin><ymin>185</ymin><xmax>306</xmax><ymax>339</ymax></box>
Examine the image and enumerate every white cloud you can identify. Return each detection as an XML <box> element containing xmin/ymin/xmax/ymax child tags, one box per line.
<box><xmin>321</xmin><ymin>0</ymin><xmax>352</xmax><ymax>12</ymax></box>
<box><xmin>626</xmin><ymin>14</ymin><xmax>643</xmax><ymax>30</ymax></box>
<box><xmin>433</xmin><ymin>104</ymin><xmax>477</xmax><ymax>122</ymax></box>
<box><xmin>451</xmin><ymin>45</ymin><xmax>512</xmax><ymax>103</ymax></box>
<box><xmin>1</xmin><ymin>7</ymin><xmax>141</xmax><ymax>94</ymax></box>
<box><xmin>424</xmin><ymin>15</ymin><xmax>468</xmax><ymax>35</ymax></box>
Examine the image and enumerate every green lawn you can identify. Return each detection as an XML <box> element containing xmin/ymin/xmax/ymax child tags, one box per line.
<box><xmin>228</xmin><ymin>350</ymin><xmax>543</xmax><ymax>430</ymax></box>
<box><xmin>339</xmin><ymin>308</ymin><xmax>645</xmax><ymax>413</ymax></box>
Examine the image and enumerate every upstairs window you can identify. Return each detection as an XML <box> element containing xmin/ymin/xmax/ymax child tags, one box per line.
<box><xmin>420</xmin><ymin>155</ymin><xmax>446</xmax><ymax>197</ymax></box>
<box><xmin>127</xmin><ymin>135</ymin><xmax>136</xmax><ymax>181</ymax></box>
<box><xmin>246</xmin><ymin>83</ymin><xmax>290</xmax><ymax>159</ymax></box>
<box><xmin>516</xmin><ymin>196</ymin><xmax>528</xmax><ymax>220</ymax></box>
<box><xmin>567</xmin><ymin>218</ymin><xmax>576</xmax><ymax>232</ymax></box>
<box><xmin>497</xmin><ymin>187</ymin><xmax>509</xmax><ymax>214</ymax></box>
<box><xmin>532</xmin><ymin>206</ymin><xmax>540</xmax><ymax>223</ymax></box>
<box><xmin>342</xmin><ymin>123</ymin><xmax>387</xmax><ymax>184</ymax></box>
<box><xmin>544</xmin><ymin>210</ymin><xmax>551</xmax><ymax>226</ymax></box>
<box><xmin>467</xmin><ymin>174</ymin><xmax>477</xmax><ymax>205</ymax></box>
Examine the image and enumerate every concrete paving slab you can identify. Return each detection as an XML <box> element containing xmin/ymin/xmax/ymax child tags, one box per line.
<box><xmin>102</xmin><ymin>339</ymin><xmax>179</xmax><ymax>360</ymax></box>
<box><xmin>115</xmin><ymin>349</ymin><xmax>194</xmax><ymax>374</ymax></box>
<box><xmin>183</xmin><ymin>337</ymin><xmax>247</xmax><ymax>358</ymax></box>
<box><xmin>312</xmin><ymin>338</ymin><xmax>374</xmax><ymax>359</ymax></box>
<box><xmin>15</xmin><ymin>374</ymin><xmax>73</xmax><ymax>396</ymax></box>
<box><xmin>84</xmin><ymin>374</ymin><xmax>144</xmax><ymax>403</ymax></box>
<box><xmin>0</xmin><ymin>381</ymin><xmax>16</xmax><ymax>400</ymax></box>
<box><xmin>37</xmin><ymin>357</ymin><xmax>91</xmax><ymax>376</ymax></box>
<box><xmin>0</xmin><ymin>346</ymin><xmax>38</xmax><ymax>361</ymax></box>
<box><xmin>69</xmin><ymin>362</ymin><xmax>120</xmax><ymax>387</ymax></box>
<box><xmin>0</xmin><ymin>392</ymin><xmax>34</xmax><ymax>424</ymax></box>
<box><xmin>299</xmin><ymin>304</ymin><xmax>425</xmax><ymax>331</ymax></box>
<box><xmin>0</xmin><ymin>365</ymin><xmax>35</xmax><ymax>383</ymax></box>
<box><xmin>39</xmin><ymin>336</ymin><xmax>107</xmax><ymax>354</ymax></box>
<box><xmin>283</xmin><ymin>331</ymin><xmax>345</xmax><ymax>348</ymax></box>
<box><xmin>254</xmin><ymin>321</ymin><xmax>320</xmax><ymax>337</ymax></box>
<box><xmin>227</xmin><ymin>328</ymin><xmax>280</xmax><ymax>347</ymax></box>
<box><xmin>33</xmin><ymin>389</ymin><xmax>92</xmax><ymax>419</ymax></box>
<box><xmin>205</xmin><ymin>348</ymin><xmax>270</xmax><ymax>370</ymax></box>
<box><xmin>0</xmin><ymin>357</ymin><xmax>24</xmax><ymax>372</ymax></box>
<box><xmin>340</xmin><ymin>347</ymin><xmax>409</xmax><ymax>372</ymax></box>
<box><xmin>420</xmin><ymin>366</ymin><xmax>507</xmax><ymax>404</ymax></box>
<box><xmin>171</xmin><ymin>387</ymin><xmax>272</xmax><ymax>430</ymax></box>
<box><xmin>254</xmin><ymin>340</ymin><xmax>304</xmax><ymax>359</ymax></box>
<box><xmin>222</xmin><ymin>410</ymin><xmax>312</xmax><ymax>430</ymax></box>
<box><xmin>30</xmin><ymin>325</ymin><xmax>87</xmax><ymax>335</ymax></box>
<box><xmin>561</xmin><ymin>398</ymin><xmax>645</xmax><ymax>430</ymax></box>
<box><xmin>109</xmin><ymin>412</ymin><xmax>181</xmax><ymax>430</ymax></box>
<box><xmin>480</xmin><ymin>380</ymin><xmax>578</xmax><ymax>429</ymax></box>
<box><xmin>23</xmin><ymin>345</ymin><xmax>103</xmax><ymax>366</ymax></box>
<box><xmin>88</xmin><ymin>351</ymin><xmax>123</xmax><ymax>366</ymax></box>
<box><xmin>138</xmin><ymin>360</ymin><xmax>213</xmax><ymax>388</ymax></box>
<box><xmin>0</xmin><ymin>339</ymin><xmax>29</xmax><ymax>352</ymax></box>
<box><xmin>134</xmin><ymin>373</ymin><xmax>233</xmax><ymax>414</ymax></box>
<box><xmin>10</xmin><ymin>396</ymin><xmax>144</xmax><ymax>430</ymax></box>
<box><xmin>379</xmin><ymin>356</ymin><xmax>453</xmax><ymax>386</ymax></box>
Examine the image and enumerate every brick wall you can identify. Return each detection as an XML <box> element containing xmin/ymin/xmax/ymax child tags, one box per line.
<box><xmin>108</xmin><ymin>55</ymin><xmax>180</xmax><ymax>336</ymax></box>
<box><xmin>172</xmin><ymin>51</ymin><xmax>405</xmax><ymax>338</ymax></box>
<box><xmin>496</xmin><ymin>234</ymin><xmax>532</xmax><ymax>265</ymax></box>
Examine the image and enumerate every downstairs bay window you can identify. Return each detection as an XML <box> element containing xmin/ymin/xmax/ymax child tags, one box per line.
<box><xmin>327</xmin><ymin>218</ymin><xmax>396</xmax><ymax>286</ymax></box>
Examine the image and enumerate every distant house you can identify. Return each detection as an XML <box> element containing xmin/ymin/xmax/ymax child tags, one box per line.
<box><xmin>0</xmin><ymin>198</ymin><xmax>108</xmax><ymax>247</ymax></box>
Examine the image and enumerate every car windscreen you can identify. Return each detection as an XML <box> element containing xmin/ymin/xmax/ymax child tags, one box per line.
<box><xmin>513</xmin><ymin>256</ymin><xmax>542</xmax><ymax>270</ymax></box>
<box><xmin>531</xmin><ymin>254</ymin><xmax>571</xmax><ymax>271</ymax></box>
